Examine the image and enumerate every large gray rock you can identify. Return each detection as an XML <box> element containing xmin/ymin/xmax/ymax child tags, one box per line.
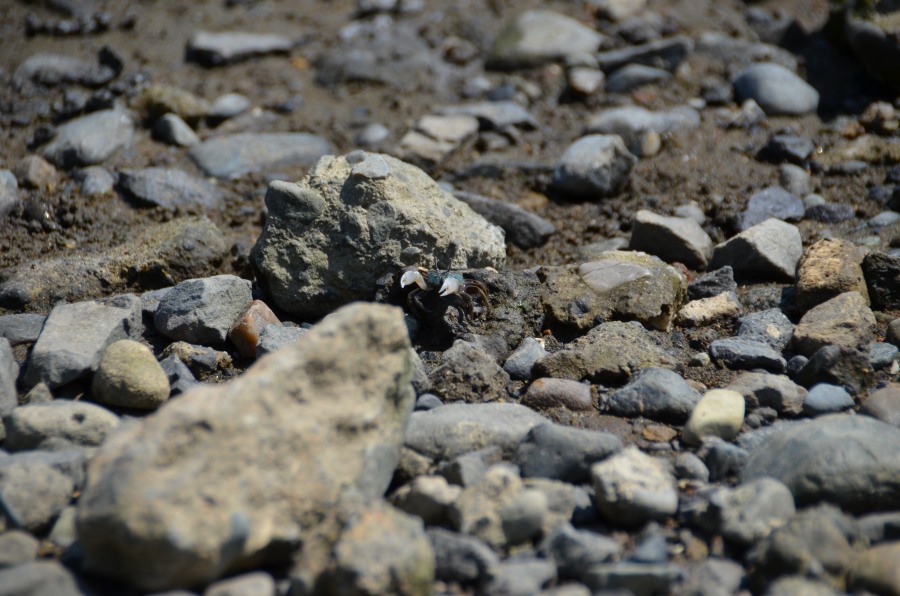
<box><xmin>710</xmin><ymin>218</ymin><xmax>802</xmax><ymax>282</ymax></box>
<box><xmin>251</xmin><ymin>152</ymin><xmax>505</xmax><ymax>318</ymax></box>
<box><xmin>732</xmin><ymin>62</ymin><xmax>819</xmax><ymax>116</ymax></box>
<box><xmin>487</xmin><ymin>10</ymin><xmax>604</xmax><ymax>69</ymax></box>
<box><xmin>41</xmin><ymin>109</ymin><xmax>135</xmax><ymax>168</ymax></box>
<box><xmin>538</xmin><ymin>251</ymin><xmax>686</xmax><ymax>335</ymax></box>
<box><xmin>188</xmin><ymin>132</ymin><xmax>334</xmax><ymax>179</ymax></box>
<box><xmin>629</xmin><ymin>210</ymin><xmax>713</xmax><ymax>271</ymax></box>
<box><xmin>76</xmin><ymin>303</ymin><xmax>416</xmax><ymax>591</ymax></box>
<box><xmin>154</xmin><ymin>275</ymin><xmax>253</xmax><ymax>345</ymax></box>
<box><xmin>591</xmin><ymin>446</ymin><xmax>678</xmax><ymax>526</ymax></box>
<box><xmin>22</xmin><ymin>295</ymin><xmax>142</xmax><ymax>389</ymax></box>
<box><xmin>534</xmin><ymin>321</ymin><xmax>676</xmax><ymax>383</ymax></box>
<box><xmin>515</xmin><ymin>423</ymin><xmax>622</xmax><ymax>484</ymax></box>
<box><xmin>3</xmin><ymin>401</ymin><xmax>120</xmax><ymax>452</ymax></box>
<box><xmin>0</xmin><ymin>216</ymin><xmax>230</xmax><ymax>312</ymax></box>
<box><xmin>551</xmin><ymin>135</ymin><xmax>636</xmax><ymax>199</ymax></box>
<box><xmin>743</xmin><ymin>414</ymin><xmax>900</xmax><ymax>512</ymax></box>
<box><xmin>405</xmin><ymin>402</ymin><xmax>547</xmax><ymax>461</ymax></box>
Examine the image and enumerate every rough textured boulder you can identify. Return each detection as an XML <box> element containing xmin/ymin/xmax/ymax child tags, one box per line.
<box><xmin>75</xmin><ymin>303</ymin><xmax>416</xmax><ymax>591</ymax></box>
<box><xmin>251</xmin><ymin>151</ymin><xmax>506</xmax><ymax>318</ymax></box>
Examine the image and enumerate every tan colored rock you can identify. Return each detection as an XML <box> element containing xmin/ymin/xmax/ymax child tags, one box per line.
<box><xmin>91</xmin><ymin>339</ymin><xmax>170</xmax><ymax>410</ymax></box>
<box><xmin>796</xmin><ymin>239</ymin><xmax>868</xmax><ymax>312</ymax></box>
<box><xmin>682</xmin><ymin>389</ymin><xmax>745</xmax><ymax>446</ymax></box>
<box><xmin>228</xmin><ymin>300</ymin><xmax>281</xmax><ymax>358</ymax></box>
<box><xmin>675</xmin><ymin>291</ymin><xmax>742</xmax><ymax>327</ymax></box>
<box><xmin>791</xmin><ymin>291</ymin><xmax>877</xmax><ymax>357</ymax></box>
<box><xmin>13</xmin><ymin>155</ymin><xmax>59</xmax><ymax>191</ymax></box>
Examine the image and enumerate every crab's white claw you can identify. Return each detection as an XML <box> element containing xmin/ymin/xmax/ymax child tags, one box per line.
<box><xmin>400</xmin><ymin>270</ymin><xmax>427</xmax><ymax>290</ymax></box>
<box><xmin>439</xmin><ymin>276</ymin><xmax>462</xmax><ymax>296</ymax></box>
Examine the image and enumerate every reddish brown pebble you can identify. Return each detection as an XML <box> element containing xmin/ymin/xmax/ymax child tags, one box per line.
<box><xmin>643</xmin><ymin>424</ymin><xmax>678</xmax><ymax>443</ymax></box>
<box><xmin>228</xmin><ymin>299</ymin><xmax>281</xmax><ymax>358</ymax></box>
<box><xmin>521</xmin><ymin>377</ymin><xmax>593</xmax><ymax>411</ymax></box>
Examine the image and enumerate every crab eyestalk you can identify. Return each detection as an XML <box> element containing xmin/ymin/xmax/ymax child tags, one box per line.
<box><xmin>400</xmin><ymin>270</ymin><xmax>428</xmax><ymax>290</ymax></box>
<box><xmin>438</xmin><ymin>274</ymin><xmax>463</xmax><ymax>296</ymax></box>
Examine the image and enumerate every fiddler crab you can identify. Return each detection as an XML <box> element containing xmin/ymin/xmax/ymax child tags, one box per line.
<box><xmin>399</xmin><ymin>265</ymin><xmax>490</xmax><ymax>323</ymax></box>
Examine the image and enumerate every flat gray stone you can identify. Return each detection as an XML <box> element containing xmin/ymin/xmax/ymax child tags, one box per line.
<box><xmin>453</xmin><ymin>190</ymin><xmax>555</xmax><ymax>249</ymax></box>
<box><xmin>738</xmin><ymin>186</ymin><xmax>804</xmax><ymax>232</ymax></box>
<box><xmin>605</xmin><ymin>64</ymin><xmax>672</xmax><ymax>93</ymax></box>
<box><xmin>708</xmin><ymin>337</ymin><xmax>786</xmax><ymax>373</ymax></box>
<box><xmin>791</xmin><ymin>291</ymin><xmax>877</xmax><ymax>357</ymax></box>
<box><xmin>595</xmin><ymin>35</ymin><xmax>693</xmax><ymax>73</ymax></box>
<box><xmin>22</xmin><ymin>294</ymin><xmax>142</xmax><ymax>389</ymax></box>
<box><xmin>405</xmin><ymin>402</ymin><xmax>548</xmax><ymax>460</ymax></box>
<box><xmin>732</xmin><ymin>62</ymin><xmax>819</xmax><ymax>115</ymax></box>
<box><xmin>0</xmin><ymin>170</ymin><xmax>19</xmax><ymax>217</ymax></box>
<box><xmin>14</xmin><ymin>52</ymin><xmax>115</xmax><ymax>87</ymax></box>
<box><xmin>743</xmin><ymin>414</ymin><xmax>900</xmax><ymax>512</ymax></box>
<box><xmin>3</xmin><ymin>400</ymin><xmax>120</xmax><ymax>452</ymax></box>
<box><xmin>737</xmin><ymin>308</ymin><xmax>794</xmax><ymax>351</ymax></box>
<box><xmin>0</xmin><ymin>561</ymin><xmax>81</xmax><ymax>596</ymax></box>
<box><xmin>189</xmin><ymin>132</ymin><xmax>334</xmax><ymax>179</ymax></box>
<box><xmin>586</xmin><ymin>106</ymin><xmax>700</xmax><ymax>154</ymax></box>
<box><xmin>0</xmin><ymin>313</ymin><xmax>46</xmax><ymax>346</ymax></box>
<box><xmin>118</xmin><ymin>168</ymin><xmax>225</xmax><ymax>212</ymax></box>
<box><xmin>515</xmin><ymin>423</ymin><xmax>622</xmax><ymax>483</ymax></box>
<box><xmin>42</xmin><ymin>109</ymin><xmax>135</xmax><ymax>168</ymax></box>
<box><xmin>0</xmin><ymin>339</ymin><xmax>18</xmax><ymax>418</ymax></box>
<box><xmin>186</xmin><ymin>30</ymin><xmax>295</xmax><ymax>66</ymax></box>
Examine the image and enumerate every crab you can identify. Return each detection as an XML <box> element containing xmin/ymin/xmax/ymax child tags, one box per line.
<box><xmin>399</xmin><ymin>265</ymin><xmax>490</xmax><ymax>323</ymax></box>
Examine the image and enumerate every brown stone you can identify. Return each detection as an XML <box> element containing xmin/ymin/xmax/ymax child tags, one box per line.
<box><xmin>13</xmin><ymin>155</ymin><xmax>59</xmax><ymax>191</ymax></box>
<box><xmin>228</xmin><ymin>299</ymin><xmax>281</xmax><ymax>358</ymax></box>
<box><xmin>522</xmin><ymin>377</ymin><xmax>593</xmax><ymax>411</ymax></box>
<box><xmin>791</xmin><ymin>291</ymin><xmax>877</xmax><ymax>357</ymax></box>
<box><xmin>642</xmin><ymin>424</ymin><xmax>678</xmax><ymax>443</ymax></box>
<box><xmin>861</xmin><ymin>383</ymin><xmax>900</xmax><ymax>428</ymax></box>
<box><xmin>795</xmin><ymin>239</ymin><xmax>868</xmax><ymax>312</ymax></box>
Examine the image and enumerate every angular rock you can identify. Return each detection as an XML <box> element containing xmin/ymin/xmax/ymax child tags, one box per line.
<box><xmin>186</xmin><ymin>31</ymin><xmax>294</xmax><ymax>66</ymax></box>
<box><xmin>534</xmin><ymin>321</ymin><xmax>676</xmax><ymax>383</ymax></box>
<box><xmin>732</xmin><ymin>62</ymin><xmax>819</xmax><ymax>115</ymax></box>
<box><xmin>189</xmin><ymin>132</ymin><xmax>333</xmax><ymax>179</ymax></box>
<box><xmin>118</xmin><ymin>168</ymin><xmax>225</xmax><ymax>213</ymax></box>
<box><xmin>487</xmin><ymin>10</ymin><xmax>603</xmax><ymax>69</ymax></box>
<box><xmin>863</xmin><ymin>252</ymin><xmax>900</xmax><ymax>310</ymax></box>
<box><xmin>400</xmin><ymin>114</ymin><xmax>479</xmax><ymax>164</ymax></box>
<box><xmin>503</xmin><ymin>337</ymin><xmax>547</xmax><ymax>381</ymax></box>
<box><xmin>76</xmin><ymin>303</ymin><xmax>416</xmax><ymax>591</ymax></box>
<box><xmin>795</xmin><ymin>345</ymin><xmax>872</xmax><ymax>395</ymax></box>
<box><xmin>153</xmin><ymin>112</ymin><xmax>200</xmax><ymax>147</ymax></box>
<box><xmin>540</xmin><ymin>523</ymin><xmax>620</xmax><ymax>581</ymax></box>
<box><xmin>0</xmin><ymin>458</ymin><xmax>75</xmax><ymax>532</ymax></box>
<box><xmin>427</xmin><ymin>340</ymin><xmax>510</xmax><ymax>403</ymax></box>
<box><xmin>41</xmin><ymin>109</ymin><xmax>134</xmax><ymax>168</ymax></box>
<box><xmin>22</xmin><ymin>295</ymin><xmax>141</xmax><ymax>389</ymax></box>
<box><xmin>737</xmin><ymin>186</ymin><xmax>804</xmax><ymax>232</ymax></box>
<box><xmin>726</xmin><ymin>372</ymin><xmax>806</xmax><ymax>416</ymax></box>
<box><xmin>796</xmin><ymin>239</ymin><xmax>868</xmax><ymax>312</ymax></box>
<box><xmin>91</xmin><ymin>339</ymin><xmax>170</xmax><ymax>410</ymax></box>
<box><xmin>14</xmin><ymin>155</ymin><xmax>59</xmax><ymax>191</ymax></box>
<box><xmin>522</xmin><ymin>378</ymin><xmax>592</xmax><ymax>411</ymax></box>
<box><xmin>405</xmin><ymin>402</ymin><xmax>547</xmax><ymax>461</ymax></box>
<box><xmin>324</xmin><ymin>500</ymin><xmax>435</xmax><ymax>596</ymax></box>
<box><xmin>682</xmin><ymin>389</ymin><xmax>745</xmax><ymax>446</ymax></box>
<box><xmin>718</xmin><ymin>477</ymin><xmax>795</xmax><ymax>547</ymax></box>
<box><xmin>676</xmin><ymin>292</ymin><xmax>742</xmax><ymax>328</ymax></box>
<box><xmin>708</xmin><ymin>338</ymin><xmax>787</xmax><ymax>373</ymax></box>
<box><xmin>551</xmin><ymin>135</ymin><xmax>636</xmax><ymax>199</ymax></box>
<box><xmin>251</xmin><ymin>152</ymin><xmax>505</xmax><ymax>318</ymax></box>
<box><xmin>515</xmin><ymin>423</ymin><xmax>622</xmax><ymax>484</ymax></box>
<box><xmin>758</xmin><ymin>134</ymin><xmax>815</xmax><ymax>166</ymax></box>
<box><xmin>791</xmin><ymin>291</ymin><xmax>877</xmax><ymax>357</ymax></box>
<box><xmin>743</xmin><ymin>414</ymin><xmax>900</xmax><ymax>511</ymax></box>
<box><xmin>591</xmin><ymin>446</ymin><xmax>678</xmax><ymax>526</ymax></box>
<box><xmin>427</xmin><ymin>528</ymin><xmax>499</xmax><ymax>586</ymax></box>
<box><xmin>539</xmin><ymin>252</ymin><xmax>686</xmax><ymax>335</ymax></box>
<box><xmin>687</xmin><ymin>266</ymin><xmax>736</xmax><ymax>301</ymax></box>
<box><xmin>737</xmin><ymin>308</ymin><xmax>794</xmax><ymax>351</ymax></box>
<box><xmin>390</xmin><ymin>476</ymin><xmax>461</xmax><ymax>527</ymax></box>
<box><xmin>606</xmin><ymin>367</ymin><xmax>701</xmax><ymax>424</ymax></box>
<box><xmin>228</xmin><ymin>300</ymin><xmax>281</xmax><ymax>359</ymax></box>
<box><xmin>438</xmin><ymin>101</ymin><xmax>538</xmax><ymax>130</ymax></box>
<box><xmin>710</xmin><ymin>218</ymin><xmax>802</xmax><ymax>282</ymax></box>
<box><xmin>256</xmin><ymin>325</ymin><xmax>307</xmax><ymax>358</ymax></box>
<box><xmin>449</xmin><ymin>464</ymin><xmax>524</xmax><ymax>548</ymax></box>
<box><xmin>0</xmin><ymin>216</ymin><xmax>229</xmax><ymax>312</ymax></box>
<box><xmin>629</xmin><ymin>210</ymin><xmax>713</xmax><ymax>270</ymax></box>
<box><xmin>3</xmin><ymin>400</ymin><xmax>119</xmax><ymax>452</ymax></box>
<box><xmin>154</xmin><ymin>275</ymin><xmax>253</xmax><ymax>346</ymax></box>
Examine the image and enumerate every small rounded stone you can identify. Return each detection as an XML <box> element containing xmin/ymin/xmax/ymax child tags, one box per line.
<box><xmin>682</xmin><ymin>389</ymin><xmax>745</xmax><ymax>446</ymax></box>
<box><xmin>92</xmin><ymin>339</ymin><xmax>170</xmax><ymax>409</ymax></box>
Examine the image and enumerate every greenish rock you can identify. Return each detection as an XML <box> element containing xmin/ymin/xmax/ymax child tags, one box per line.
<box><xmin>682</xmin><ymin>389</ymin><xmax>745</xmax><ymax>446</ymax></box>
<box><xmin>538</xmin><ymin>251</ymin><xmax>686</xmax><ymax>336</ymax></box>
<box><xmin>533</xmin><ymin>321</ymin><xmax>676</xmax><ymax>383</ymax></box>
<box><xmin>92</xmin><ymin>339</ymin><xmax>170</xmax><ymax>410</ymax></box>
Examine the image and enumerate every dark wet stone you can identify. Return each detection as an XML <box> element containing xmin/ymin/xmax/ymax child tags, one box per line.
<box><xmin>757</xmin><ymin>133</ymin><xmax>815</xmax><ymax>165</ymax></box>
<box><xmin>805</xmin><ymin>203</ymin><xmax>855</xmax><ymax>223</ymax></box>
<box><xmin>453</xmin><ymin>190</ymin><xmax>555</xmax><ymax>249</ymax></box>
<box><xmin>687</xmin><ymin>266</ymin><xmax>736</xmax><ymax>301</ymax></box>
<box><xmin>794</xmin><ymin>345</ymin><xmax>872</xmax><ymax>395</ymax></box>
<box><xmin>595</xmin><ymin>35</ymin><xmax>693</xmax><ymax>73</ymax></box>
<box><xmin>737</xmin><ymin>186</ymin><xmax>804</xmax><ymax>232</ymax></box>
<box><xmin>863</xmin><ymin>252</ymin><xmax>900</xmax><ymax>310</ymax></box>
<box><xmin>515</xmin><ymin>423</ymin><xmax>622</xmax><ymax>484</ymax></box>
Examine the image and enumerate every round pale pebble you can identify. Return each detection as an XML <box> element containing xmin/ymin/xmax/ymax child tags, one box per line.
<box><xmin>682</xmin><ymin>389</ymin><xmax>745</xmax><ymax>446</ymax></box>
<box><xmin>92</xmin><ymin>339</ymin><xmax>170</xmax><ymax>409</ymax></box>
